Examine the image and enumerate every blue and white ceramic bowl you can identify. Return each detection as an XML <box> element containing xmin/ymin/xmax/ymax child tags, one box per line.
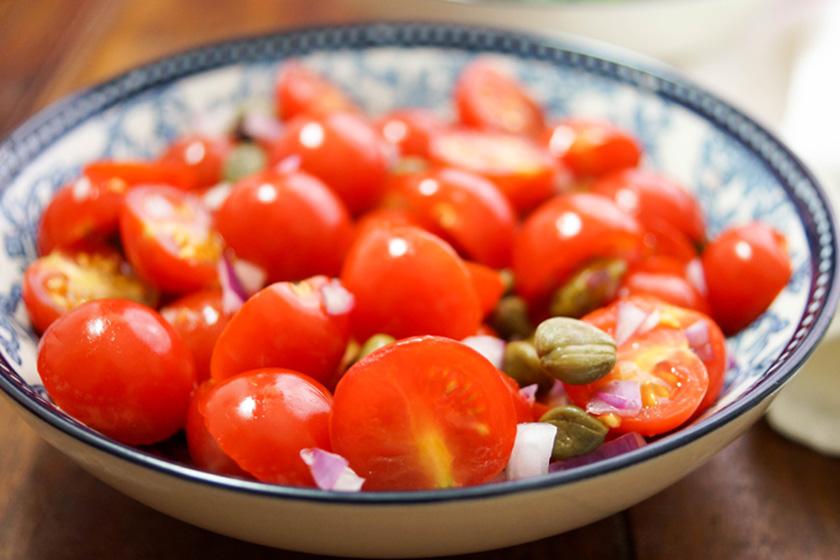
<box><xmin>0</xmin><ymin>23</ymin><xmax>837</xmax><ymax>557</ymax></box>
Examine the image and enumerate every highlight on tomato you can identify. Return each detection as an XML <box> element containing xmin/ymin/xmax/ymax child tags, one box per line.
<box><xmin>376</xmin><ymin>108</ymin><xmax>446</xmax><ymax>158</ymax></box>
<box><xmin>158</xmin><ymin>134</ymin><xmax>232</xmax><ymax>190</ymax></box>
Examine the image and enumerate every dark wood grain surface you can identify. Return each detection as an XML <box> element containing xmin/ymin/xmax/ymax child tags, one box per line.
<box><xmin>1</xmin><ymin>1</ymin><xmax>839</xmax><ymax>558</ymax></box>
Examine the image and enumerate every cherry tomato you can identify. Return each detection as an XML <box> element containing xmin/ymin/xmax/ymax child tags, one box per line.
<box><xmin>120</xmin><ymin>185</ymin><xmax>222</xmax><ymax>293</ymax></box>
<box><xmin>271</xmin><ymin>112</ymin><xmax>390</xmax><ymax>214</ymax></box>
<box><xmin>37</xmin><ymin>176</ymin><xmax>127</xmax><ymax>255</ymax></box>
<box><xmin>23</xmin><ymin>246</ymin><xmax>156</xmax><ymax>333</ymax></box>
<box><xmin>465</xmin><ymin>261</ymin><xmax>505</xmax><ymax>317</ymax></box>
<box><xmin>620</xmin><ymin>268</ymin><xmax>709</xmax><ymax>314</ymax></box>
<box><xmin>200</xmin><ymin>369</ymin><xmax>333</xmax><ymax>486</ymax></box>
<box><xmin>543</xmin><ymin>119</ymin><xmax>642</xmax><ymax>180</ymax></box>
<box><xmin>353</xmin><ymin>207</ymin><xmax>419</xmax><ymax>241</ymax></box>
<box><xmin>158</xmin><ymin>134</ymin><xmax>232</xmax><ymax>190</ymax></box>
<box><xmin>383</xmin><ymin>167</ymin><xmax>516</xmax><ymax>267</ymax></box>
<box><xmin>37</xmin><ymin>299</ymin><xmax>196</xmax><ymax>445</ymax></box>
<box><xmin>702</xmin><ymin>222</ymin><xmax>791</xmax><ymax>334</ymax></box>
<box><xmin>84</xmin><ymin>160</ymin><xmax>192</xmax><ymax>190</ymax></box>
<box><xmin>186</xmin><ymin>382</ymin><xmax>250</xmax><ymax>477</ymax></box>
<box><xmin>502</xmin><ymin>373</ymin><xmax>536</xmax><ymax>423</ymax></box>
<box><xmin>161</xmin><ymin>289</ymin><xmax>230</xmax><ymax>382</ymax></box>
<box><xmin>275</xmin><ymin>61</ymin><xmax>357</xmax><ymax>121</ymax></box>
<box><xmin>341</xmin><ymin>225</ymin><xmax>482</xmax><ymax>340</ymax></box>
<box><xmin>332</xmin><ymin>336</ymin><xmax>516</xmax><ymax>490</ymax></box>
<box><xmin>585</xmin><ymin>295</ymin><xmax>726</xmax><ymax>412</ymax></box>
<box><xmin>216</xmin><ymin>169</ymin><xmax>353</xmax><ymax>282</ymax></box>
<box><xmin>429</xmin><ymin>128</ymin><xmax>558</xmax><ymax>213</ymax></box>
<box><xmin>513</xmin><ymin>193</ymin><xmax>643</xmax><ymax>307</ymax></box>
<box><xmin>376</xmin><ymin>109</ymin><xmax>446</xmax><ymax>158</ymax></box>
<box><xmin>210</xmin><ymin>276</ymin><xmax>351</xmax><ymax>384</ymax></box>
<box><xmin>455</xmin><ymin>58</ymin><xmax>544</xmax><ymax>138</ymax></box>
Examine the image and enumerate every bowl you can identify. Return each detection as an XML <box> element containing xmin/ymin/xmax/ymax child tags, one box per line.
<box><xmin>0</xmin><ymin>22</ymin><xmax>837</xmax><ymax>558</ymax></box>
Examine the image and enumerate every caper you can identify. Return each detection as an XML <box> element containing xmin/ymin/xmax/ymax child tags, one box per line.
<box><xmin>222</xmin><ymin>143</ymin><xmax>267</xmax><ymax>183</ymax></box>
<box><xmin>502</xmin><ymin>339</ymin><xmax>553</xmax><ymax>391</ymax></box>
<box><xmin>540</xmin><ymin>405</ymin><xmax>608</xmax><ymax>459</ymax></box>
<box><xmin>549</xmin><ymin>258</ymin><xmax>627</xmax><ymax>318</ymax></box>
<box><xmin>498</xmin><ymin>268</ymin><xmax>515</xmax><ymax>296</ymax></box>
<box><xmin>534</xmin><ymin>317</ymin><xmax>616</xmax><ymax>385</ymax></box>
<box><xmin>357</xmin><ymin>333</ymin><xmax>396</xmax><ymax>362</ymax></box>
<box><xmin>339</xmin><ymin>339</ymin><xmax>361</xmax><ymax>372</ymax></box>
<box><xmin>490</xmin><ymin>295</ymin><xmax>533</xmax><ymax>340</ymax></box>
<box><xmin>392</xmin><ymin>157</ymin><xmax>428</xmax><ymax>175</ymax></box>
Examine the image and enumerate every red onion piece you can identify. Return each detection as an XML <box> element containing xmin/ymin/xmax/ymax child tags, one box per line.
<box><xmin>545</xmin><ymin>380</ymin><xmax>571</xmax><ymax>408</ymax></box>
<box><xmin>241</xmin><ymin>111</ymin><xmax>284</xmax><ymax>144</ymax></box>
<box><xmin>587</xmin><ymin>380</ymin><xmax>642</xmax><ymax>417</ymax></box>
<box><xmin>300</xmin><ymin>448</ymin><xmax>365</xmax><ymax>492</ymax></box>
<box><xmin>462</xmin><ymin>335</ymin><xmax>506</xmax><ymax>369</ymax></box>
<box><xmin>686</xmin><ymin>258</ymin><xmax>707</xmax><ymax>296</ymax></box>
<box><xmin>615</xmin><ymin>301</ymin><xmax>649</xmax><ymax>345</ymax></box>
<box><xmin>218</xmin><ymin>255</ymin><xmax>247</xmax><ymax>314</ymax></box>
<box><xmin>549</xmin><ymin>432</ymin><xmax>647</xmax><ymax>472</ymax></box>
<box><xmin>320</xmin><ymin>279</ymin><xmax>355</xmax><ymax>316</ymax></box>
<box><xmin>519</xmin><ymin>384</ymin><xmax>538</xmax><ymax>405</ymax></box>
<box><xmin>638</xmin><ymin>309</ymin><xmax>661</xmax><ymax>335</ymax></box>
<box><xmin>202</xmin><ymin>182</ymin><xmax>232</xmax><ymax>211</ymax></box>
<box><xmin>505</xmin><ymin>423</ymin><xmax>557</xmax><ymax>481</ymax></box>
<box><xmin>684</xmin><ymin>320</ymin><xmax>714</xmax><ymax>362</ymax></box>
<box><xmin>232</xmin><ymin>258</ymin><xmax>266</xmax><ymax>296</ymax></box>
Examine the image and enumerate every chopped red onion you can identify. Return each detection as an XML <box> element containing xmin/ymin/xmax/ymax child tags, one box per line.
<box><xmin>232</xmin><ymin>258</ymin><xmax>266</xmax><ymax>296</ymax></box>
<box><xmin>241</xmin><ymin>111</ymin><xmax>284</xmax><ymax>144</ymax></box>
<box><xmin>462</xmin><ymin>336</ymin><xmax>506</xmax><ymax>369</ymax></box>
<box><xmin>686</xmin><ymin>258</ymin><xmax>707</xmax><ymax>296</ymax></box>
<box><xmin>506</xmin><ymin>423</ymin><xmax>557</xmax><ymax>481</ymax></box>
<box><xmin>549</xmin><ymin>433</ymin><xmax>646</xmax><ymax>472</ymax></box>
<box><xmin>586</xmin><ymin>380</ymin><xmax>642</xmax><ymax>416</ymax></box>
<box><xmin>684</xmin><ymin>320</ymin><xmax>713</xmax><ymax>362</ymax></box>
<box><xmin>202</xmin><ymin>182</ymin><xmax>232</xmax><ymax>211</ymax></box>
<box><xmin>300</xmin><ymin>448</ymin><xmax>365</xmax><ymax>492</ymax></box>
<box><xmin>519</xmin><ymin>384</ymin><xmax>538</xmax><ymax>405</ymax></box>
<box><xmin>274</xmin><ymin>154</ymin><xmax>302</xmax><ymax>174</ymax></box>
<box><xmin>218</xmin><ymin>255</ymin><xmax>247</xmax><ymax>314</ymax></box>
<box><xmin>320</xmin><ymin>279</ymin><xmax>354</xmax><ymax>316</ymax></box>
<box><xmin>639</xmin><ymin>309</ymin><xmax>661</xmax><ymax>335</ymax></box>
<box><xmin>546</xmin><ymin>381</ymin><xmax>571</xmax><ymax>408</ymax></box>
<box><xmin>615</xmin><ymin>301</ymin><xmax>649</xmax><ymax>345</ymax></box>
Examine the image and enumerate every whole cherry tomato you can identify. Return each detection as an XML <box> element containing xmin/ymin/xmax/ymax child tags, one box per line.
<box><xmin>619</xmin><ymin>262</ymin><xmax>709</xmax><ymax>314</ymax></box>
<box><xmin>120</xmin><ymin>185</ymin><xmax>222</xmax><ymax>293</ymax></box>
<box><xmin>275</xmin><ymin>61</ymin><xmax>357</xmax><ymax>121</ymax></box>
<box><xmin>353</xmin><ymin>207</ymin><xmax>419</xmax><ymax>242</ymax></box>
<box><xmin>210</xmin><ymin>276</ymin><xmax>352</xmax><ymax>384</ymax></box>
<box><xmin>158</xmin><ymin>134</ymin><xmax>232</xmax><ymax>190</ymax></box>
<box><xmin>465</xmin><ymin>261</ymin><xmax>505</xmax><ymax>317</ymax></box>
<box><xmin>271</xmin><ymin>112</ymin><xmax>391</xmax><ymax>214</ymax></box>
<box><xmin>341</xmin><ymin>225</ymin><xmax>482</xmax><ymax>341</ymax></box>
<box><xmin>84</xmin><ymin>160</ymin><xmax>193</xmax><ymax>190</ymax></box>
<box><xmin>161</xmin><ymin>289</ymin><xmax>229</xmax><ymax>382</ymax></box>
<box><xmin>429</xmin><ymin>128</ymin><xmax>558</xmax><ymax>213</ymax></box>
<box><xmin>543</xmin><ymin>118</ymin><xmax>642</xmax><ymax>180</ymax></box>
<box><xmin>376</xmin><ymin>109</ymin><xmax>446</xmax><ymax>158</ymax></box>
<box><xmin>216</xmin><ymin>169</ymin><xmax>353</xmax><ymax>282</ymax></box>
<box><xmin>331</xmin><ymin>336</ymin><xmax>516</xmax><ymax>490</ymax></box>
<box><xmin>383</xmin><ymin>167</ymin><xmax>516</xmax><ymax>267</ymax></box>
<box><xmin>455</xmin><ymin>58</ymin><xmax>545</xmax><ymax>138</ymax></box>
<box><xmin>513</xmin><ymin>193</ymin><xmax>643</xmax><ymax>307</ymax></box>
<box><xmin>501</xmin><ymin>373</ymin><xmax>537</xmax><ymax>423</ymax></box>
<box><xmin>200</xmin><ymin>369</ymin><xmax>333</xmax><ymax>486</ymax></box>
<box><xmin>702</xmin><ymin>222</ymin><xmax>791</xmax><ymax>334</ymax></box>
<box><xmin>23</xmin><ymin>245</ymin><xmax>156</xmax><ymax>333</ymax></box>
<box><xmin>186</xmin><ymin>382</ymin><xmax>250</xmax><ymax>477</ymax></box>
<box><xmin>37</xmin><ymin>299</ymin><xmax>196</xmax><ymax>445</ymax></box>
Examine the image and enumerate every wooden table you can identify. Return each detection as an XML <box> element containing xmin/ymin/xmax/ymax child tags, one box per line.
<box><xmin>2</xmin><ymin>1</ymin><xmax>840</xmax><ymax>558</ymax></box>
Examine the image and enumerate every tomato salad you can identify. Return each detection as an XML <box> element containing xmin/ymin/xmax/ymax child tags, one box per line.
<box><xmin>26</xmin><ymin>59</ymin><xmax>792</xmax><ymax>492</ymax></box>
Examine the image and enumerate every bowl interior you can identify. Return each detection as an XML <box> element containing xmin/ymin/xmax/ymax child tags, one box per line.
<box><xmin>0</xmin><ymin>23</ymin><xmax>835</xmax><ymax>501</ymax></box>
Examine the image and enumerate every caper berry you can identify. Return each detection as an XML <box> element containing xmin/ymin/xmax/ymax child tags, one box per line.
<box><xmin>549</xmin><ymin>258</ymin><xmax>627</xmax><ymax>318</ymax></box>
<box><xmin>223</xmin><ymin>143</ymin><xmax>267</xmax><ymax>183</ymax></box>
<box><xmin>490</xmin><ymin>295</ymin><xmax>533</xmax><ymax>340</ymax></box>
<box><xmin>502</xmin><ymin>339</ymin><xmax>553</xmax><ymax>391</ymax></box>
<box><xmin>534</xmin><ymin>317</ymin><xmax>616</xmax><ymax>385</ymax></box>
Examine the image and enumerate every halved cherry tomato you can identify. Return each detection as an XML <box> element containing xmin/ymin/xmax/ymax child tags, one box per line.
<box><xmin>513</xmin><ymin>193</ymin><xmax>643</xmax><ymax>307</ymax></box>
<box><xmin>158</xmin><ymin>134</ymin><xmax>232</xmax><ymax>190</ymax></box>
<box><xmin>186</xmin><ymin>382</ymin><xmax>250</xmax><ymax>477</ymax></box>
<box><xmin>275</xmin><ymin>61</ymin><xmax>357</xmax><ymax>121</ymax></box>
<box><xmin>216</xmin><ymin>169</ymin><xmax>353</xmax><ymax>282</ymax></box>
<box><xmin>210</xmin><ymin>276</ymin><xmax>351</xmax><ymax>384</ymax></box>
<box><xmin>271</xmin><ymin>112</ymin><xmax>391</xmax><ymax>214</ymax></box>
<box><xmin>455</xmin><ymin>58</ymin><xmax>545</xmax><ymax>138</ymax></box>
<box><xmin>84</xmin><ymin>160</ymin><xmax>192</xmax><ymax>190</ymax></box>
<box><xmin>120</xmin><ymin>185</ymin><xmax>222</xmax><ymax>293</ymax></box>
<box><xmin>37</xmin><ymin>299</ymin><xmax>196</xmax><ymax>445</ymax></box>
<box><xmin>200</xmin><ymin>369</ymin><xmax>333</xmax><ymax>486</ymax></box>
<box><xmin>383</xmin><ymin>167</ymin><xmax>516</xmax><ymax>267</ymax></box>
<box><xmin>332</xmin><ymin>336</ymin><xmax>516</xmax><ymax>490</ymax></box>
<box><xmin>161</xmin><ymin>289</ymin><xmax>229</xmax><ymax>381</ymax></box>
<box><xmin>341</xmin><ymin>225</ymin><xmax>482</xmax><ymax>340</ymax></box>
<box><xmin>543</xmin><ymin>119</ymin><xmax>642</xmax><ymax>180</ymax></box>
<box><xmin>702</xmin><ymin>222</ymin><xmax>791</xmax><ymax>334</ymax></box>
<box><xmin>376</xmin><ymin>109</ymin><xmax>446</xmax><ymax>158</ymax></box>
<box><xmin>585</xmin><ymin>295</ymin><xmax>726</xmax><ymax>411</ymax></box>
<box><xmin>23</xmin><ymin>246</ymin><xmax>156</xmax><ymax>333</ymax></box>
<box><xmin>466</xmin><ymin>262</ymin><xmax>505</xmax><ymax>317</ymax></box>
<box><xmin>429</xmin><ymin>128</ymin><xmax>558</xmax><ymax>213</ymax></box>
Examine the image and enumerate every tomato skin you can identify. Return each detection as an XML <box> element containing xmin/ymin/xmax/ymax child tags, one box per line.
<box><xmin>186</xmin><ymin>382</ymin><xmax>250</xmax><ymax>477</ymax></box>
<box><xmin>429</xmin><ymin>128</ymin><xmax>558</xmax><ymax>213</ymax></box>
<box><xmin>341</xmin><ymin>225</ymin><xmax>482</xmax><ymax>341</ymax></box>
<box><xmin>210</xmin><ymin>276</ymin><xmax>351</xmax><ymax>384</ymax></box>
<box><xmin>161</xmin><ymin>289</ymin><xmax>230</xmax><ymax>382</ymax></box>
<box><xmin>23</xmin><ymin>246</ymin><xmax>156</xmax><ymax>333</ymax></box>
<box><xmin>275</xmin><ymin>61</ymin><xmax>357</xmax><ymax>121</ymax></box>
<box><xmin>37</xmin><ymin>299</ymin><xmax>196</xmax><ymax>445</ymax></box>
<box><xmin>331</xmin><ymin>336</ymin><xmax>516</xmax><ymax>490</ymax></box>
<box><xmin>271</xmin><ymin>112</ymin><xmax>390</xmax><ymax>214</ymax></box>
<box><xmin>465</xmin><ymin>262</ymin><xmax>505</xmax><ymax>317</ymax></box>
<box><xmin>502</xmin><ymin>373</ymin><xmax>536</xmax><ymax>423</ymax></box>
<box><xmin>376</xmin><ymin>109</ymin><xmax>446</xmax><ymax>158</ymax></box>
<box><xmin>513</xmin><ymin>193</ymin><xmax>643</xmax><ymax>306</ymax></box>
<box><xmin>543</xmin><ymin>119</ymin><xmax>642</xmax><ymax>179</ymax></box>
<box><xmin>84</xmin><ymin>160</ymin><xmax>193</xmax><ymax>190</ymax></box>
<box><xmin>216</xmin><ymin>170</ymin><xmax>353</xmax><ymax>282</ymax></box>
<box><xmin>201</xmin><ymin>369</ymin><xmax>333</xmax><ymax>486</ymax></box>
<box><xmin>120</xmin><ymin>185</ymin><xmax>222</xmax><ymax>293</ymax></box>
<box><xmin>159</xmin><ymin>134</ymin><xmax>232</xmax><ymax>190</ymax></box>
<box><xmin>702</xmin><ymin>223</ymin><xmax>791</xmax><ymax>335</ymax></box>
<box><xmin>620</xmin><ymin>270</ymin><xmax>710</xmax><ymax>314</ymax></box>
<box><xmin>455</xmin><ymin>59</ymin><xmax>545</xmax><ymax>138</ymax></box>
<box><xmin>353</xmin><ymin>207</ymin><xmax>419</xmax><ymax>242</ymax></box>
<box><xmin>383</xmin><ymin>167</ymin><xmax>516</xmax><ymax>267</ymax></box>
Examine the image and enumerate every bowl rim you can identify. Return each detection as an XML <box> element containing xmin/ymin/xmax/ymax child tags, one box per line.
<box><xmin>1</xmin><ymin>20</ymin><xmax>838</xmax><ymax>506</ymax></box>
